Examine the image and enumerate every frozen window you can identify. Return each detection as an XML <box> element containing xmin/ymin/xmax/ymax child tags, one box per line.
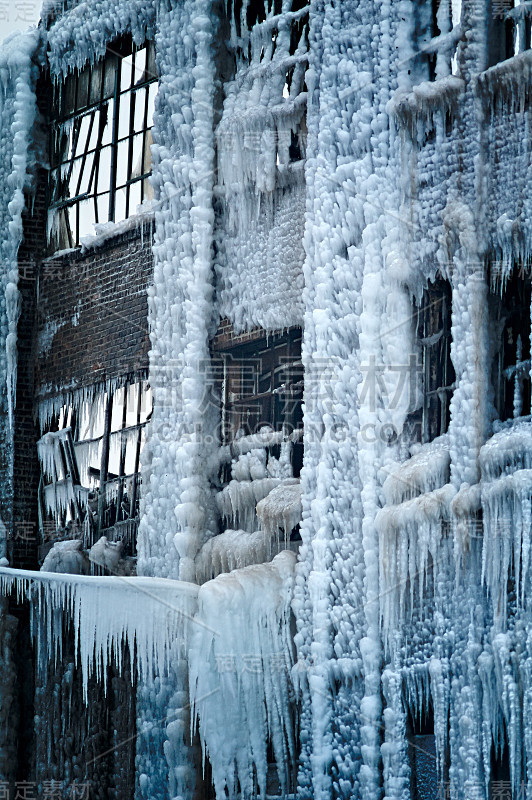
<box><xmin>488</xmin><ymin>0</ymin><xmax>532</xmax><ymax>66</ymax></box>
<box><xmin>213</xmin><ymin>328</ymin><xmax>304</xmax><ymax>476</ymax></box>
<box><xmin>411</xmin><ymin>278</ymin><xmax>455</xmax><ymax>443</ymax></box>
<box><xmin>217</xmin><ymin>330</ymin><xmax>303</xmax><ymax>439</ymax></box>
<box><xmin>490</xmin><ymin>268</ymin><xmax>531</xmax><ymax>422</ymax></box>
<box><xmin>415</xmin><ymin>0</ymin><xmax>462</xmax><ymax>81</ymax></box>
<box><xmin>48</xmin><ymin>36</ymin><xmax>157</xmax><ymax>250</ymax></box>
<box><xmin>220</xmin><ymin>0</ymin><xmax>309</xmax><ymax>174</ymax></box>
<box><xmin>37</xmin><ymin>379</ymin><xmax>152</xmax><ymax>554</ymax></box>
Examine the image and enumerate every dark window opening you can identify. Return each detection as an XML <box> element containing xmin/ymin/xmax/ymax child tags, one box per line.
<box><xmin>489</xmin><ymin>731</ymin><xmax>511</xmax><ymax>799</ymax></box>
<box><xmin>490</xmin><ymin>267</ymin><xmax>531</xmax><ymax>422</ymax></box>
<box><xmin>216</xmin><ymin>329</ymin><xmax>303</xmax><ymax>445</ymax></box>
<box><xmin>212</xmin><ymin>328</ymin><xmax>304</xmax><ymax>490</ymax></box>
<box><xmin>488</xmin><ymin>0</ymin><xmax>532</xmax><ymax>66</ymax></box>
<box><xmin>48</xmin><ymin>36</ymin><xmax>157</xmax><ymax>251</ymax></box>
<box><xmin>414</xmin><ymin>278</ymin><xmax>455</xmax><ymax>444</ymax></box>
<box><xmin>246</xmin><ymin>0</ymin><xmax>267</xmax><ymax>28</ymax></box>
<box><xmin>405</xmin><ymin>700</ymin><xmax>441</xmax><ymax>800</ymax></box>
<box><xmin>37</xmin><ymin>379</ymin><xmax>152</xmax><ymax>558</ymax></box>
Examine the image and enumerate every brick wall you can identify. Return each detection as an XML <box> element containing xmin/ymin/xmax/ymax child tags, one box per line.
<box><xmin>35</xmin><ymin>224</ymin><xmax>153</xmax><ymax>401</ymax></box>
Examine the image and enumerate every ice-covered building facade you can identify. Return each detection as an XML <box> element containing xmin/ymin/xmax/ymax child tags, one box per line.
<box><xmin>2</xmin><ymin>0</ymin><xmax>532</xmax><ymax>797</ymax></box>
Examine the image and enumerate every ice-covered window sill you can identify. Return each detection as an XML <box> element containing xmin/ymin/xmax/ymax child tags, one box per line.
<box><xmin>387</xmin><ymin>76</ymin><xmax>464</xmax><ymax>124</ymax></box>
<box><xmin>477</xmin><ymin>49</ymin><xmax>532</xmax><ymax>100</ymax></box>
<box><xmin>44</xmin><ymin>206</ymin><xmax>155</xmax><ymax>262</ymax></box>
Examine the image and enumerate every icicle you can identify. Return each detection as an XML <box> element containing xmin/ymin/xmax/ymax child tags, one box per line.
<box><xmin>0</xmin><ymin>566</ymin><xmax>198</xmax><ymax>702</ymax></box>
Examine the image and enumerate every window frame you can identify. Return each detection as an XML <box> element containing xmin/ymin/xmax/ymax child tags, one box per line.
<box><xmin>214</xmin><ymin>329</ymin><xmax>304</xmax><ymax>446</ymax></box>
<box><xmin>48</xmin><ymin>35</ymin><xmax>157</xmax><ymax>250</ymax></box>
<box><xmin>409</xmin><ymin>278</ymin><xmax>455</xmax><ymax>444</ymax></box>
<box><xmin>37</xmin><ymin>378</ymin><xmax>152</xmax><ymax>554</ymax></box>
<box><xmin>490</xmin><ymin>267</ymin><xmax>532</xmax><ymax>423</ymax></box>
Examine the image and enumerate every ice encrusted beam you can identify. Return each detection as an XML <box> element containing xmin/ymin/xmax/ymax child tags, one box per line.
<box><xmin>0</xmin><ymin>567</ymin><xmax>198</xmax><ymax>699</ymax></box>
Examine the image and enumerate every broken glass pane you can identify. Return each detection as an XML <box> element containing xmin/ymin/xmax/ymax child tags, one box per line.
<box><xmin>62</xmin><ymin>73</ymin><xmax>76</xmax><ymax>116</ymax></box>
<box><xmin>75</xmin><ymin>113</ymin><xmax>93</xmax><ymax>158</ymax></box>
<box><xmin>133</xmin><ymin>87</ymin><xmax>147</xmax><ymax>132</ymax></box>
<box><xmin>134</xmin><ymin>46</ymin><xmax>147</xmax><ymax>85</ymax></box>
<box><xmin>146</xmin><ymin>40</ymin><xmax>157</xmax><ymax>81</ymax></box>
<box><xmin>147</xmin><ymin>82</ymin><xmax>157</xmax><ymax>126</ymax></box>
<box><xmin>100</xmin><ymin>100</ymin><xmax>114</xmax><ymax>146</ymax></box>
<box><xmin>130</xmin><ymin>133</ymin><xmax>144</xmax><ymax>178</ymax></box>
<box><xmin>120</xmin><ymin>53</ymin><xmax>134</xmax><ymax>92</ymax></box>
<box><xmin>78</xmin><ymin>197</ymin><xmax>96</xmax><ymax>238</ymax></box>
<box><xmin>77</xmin><ymin>152</ymin><xmax>94</xmax><ymax>195</ymax></box>
<box><xmin>103</xmin><ymin>52</ymin><xmax>118</xmax><ymax>98</ymax></box>
<box><xmin>77</xmin><ymin>68</ymin><xmax>90</xmax><ymax>109</ymax></box>
<box><xmin>117</xmin><ymin>92</ymin><xmax>132</xmax><ymax>139</ymax></box>
<box><xmin>143</xmin><ymin>129</ymin><xmax>153</xmax><ymax>175</ymax></box>
<box><xmin>69</xmin><ymin>157</ymin><xmax>83</xmax><ymax>196</ymax></box>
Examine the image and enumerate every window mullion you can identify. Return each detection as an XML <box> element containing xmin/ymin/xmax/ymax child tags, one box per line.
<box><xmin>115</xmin><ymin>388</ymin><xmax>129</xmax><ymax>521</ymax></box>
<box><xmin>129</xmin><ymin>382</ymin><xmax>143</xmax><ymax>520</ymax></box>
<box><xmin>98</xmin><ymin>393</ymin><xmax>114</xmax><ymax>533</ymax></box>
<box><xmin>109</xmin><ymin>59</ymin><xmax>121</xmax><ymax>222</ymax></box>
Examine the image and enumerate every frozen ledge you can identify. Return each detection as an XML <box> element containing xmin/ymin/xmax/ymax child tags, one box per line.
<box><xmin>387</xmin><ymin>76</ymin><xmax>464</xmax><ymax>123</ymax></box>
<box><xmin>0</xmin><ymin>567</ymin><xmax>198</xmax><ymax>696</ymax></box>
<box><xmin>44</xmin><ymin>206</ymin><xmax>155</xmax><ymax>262</ymax></box>
<box><xmin>477</xmin><ymin>49</ymin><xmax>532</xmax><ymax>102</ymax></box>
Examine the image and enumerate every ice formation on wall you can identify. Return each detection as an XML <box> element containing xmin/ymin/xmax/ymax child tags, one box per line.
<box><xmin>137</xmin><ymin>0</ymin><xmax>219</xmax><ymax>583</ymax></box>
<box><xmin>256</xmin><ymin>478</ymin><xmax>302</xmax><ymax>544</ymax></box>
<box><xmin>214</xmin><ymin>0</ymin><xmax>308</xmax><ymax>332</ymax></box>
<box><xmin>189</xmin><ymin>551</ymin><xmax>297</xmax><ymax>799</ymax></box>
<box><xmin>0</xmin><ymin>28</ymin><xmax>39</xmax><ymax>555</ymax></box>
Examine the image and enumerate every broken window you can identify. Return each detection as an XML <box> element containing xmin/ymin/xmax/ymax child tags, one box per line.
<box><xmin>490</xmin><ymin>267</ymin><xmax>531</xmax><ymax>422</ymax></box>
<box><xmin>48</xmin><ymin>36</ymin><xmax>157</xmax><ymax>250</ymax></box>
<box><xmin>216</xmin><ymin>329</ymin><xmax>303</xmax><ymax>436</ymax></box>
<box><xmin>409</xmin><ymin>278</ymin><xmax>455</xmax><ymax>444</ymax></box>
<box><xmin>37</xmin><ymin>379</ymin><xmax>152</xmax><ymax>556</ymax></box>
<box><xmin>212</xmin><ymin>328</ymin><xmax>304</xmax><ymax>482</ymax></box>
<box><xmin>488</xmin><ymin>0</ymin><xmax>532</xmax><ymax>66</ymax></box>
